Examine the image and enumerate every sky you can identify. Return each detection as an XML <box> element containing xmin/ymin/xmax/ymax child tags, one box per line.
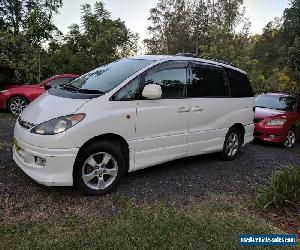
<box><xmin>53</xmin><ymin>0</ymin><xmax>290</xmax><ymax>42</ymax></box>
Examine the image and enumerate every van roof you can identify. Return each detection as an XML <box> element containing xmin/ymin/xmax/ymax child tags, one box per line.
<box><xmin>131</xmin><ymin>55</ymin><xmax>246</xmax><ymax>74</ymax></box>
<box><xmin>261</xmin><ymin>91</ymin><xmax>292</xmax><ymax>97</ymax></box>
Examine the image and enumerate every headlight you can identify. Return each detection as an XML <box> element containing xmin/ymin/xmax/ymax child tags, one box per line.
<box><xmin>31</xmin><ymin>114</ymin><xmax>85</xmax><ymax>135</ymax></box>
<box><xmin>266</xmin><ymin>118</ymin><xmax>286</xmax><ymax>126</ymax></box>
<box><xmin>0</xmin><ymin>90</ymin><xmax>8</xmax><ymax>93</ymax></box>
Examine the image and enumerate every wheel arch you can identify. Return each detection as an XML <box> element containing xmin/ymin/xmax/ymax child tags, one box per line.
<box><xmin>289</xmin><ymin>124</ymin><xmax>297</xmax><ymax>140</ymax></box>
<box><xmin>291</xmin><ymin>124</ymin><xmax>296</xmax><ymax>131</ymax></box>
<box><xmin>75</xmin><ymin>133</ymin><xmax>130</xmax><ymax>173</ymax></box>
<box><xmin>229</xmin><ymin>123</ymin><xmax>245</xmax><ymax>144</ymax></box>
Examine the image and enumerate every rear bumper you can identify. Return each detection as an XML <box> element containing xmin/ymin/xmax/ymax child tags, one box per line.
<box><xmin>13</xmin><ymin>137</ymin><xmax>78</xmax><ymax>186</ymax></box>
<box><xmin>254</xmin><ymin>124</ymin><xmax>288</xmax><ymax>144</ymax></box>
<box><xmin>244</xmin><ymin>123</ymin><xmax>255</xmax><ymax>145</ymax></box>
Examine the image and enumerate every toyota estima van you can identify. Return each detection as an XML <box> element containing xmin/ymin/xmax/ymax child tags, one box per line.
<box><xmin>13</xmin><ymin>54</ymin><xmax>255</xmax><ymax>195</ymax></box>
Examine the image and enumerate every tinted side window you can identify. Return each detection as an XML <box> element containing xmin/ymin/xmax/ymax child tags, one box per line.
<box><xmin>225</xmin><ymin>68</ymin><xmax>253</xmax><ymax>97</ymax></box>
<box><xmin>50</xmin><ymin>77</ymin><xmax>73</xmax><ymax>87</ymax></box>
<box><xmin>188</xmin><ymin>65</ymin><xmax>228</xmax><ymax>97</ymax></box>
<box><xmin>144</xmin><ymin>68</ymin><xmax>187</xmax><ymax>99</ymax></box>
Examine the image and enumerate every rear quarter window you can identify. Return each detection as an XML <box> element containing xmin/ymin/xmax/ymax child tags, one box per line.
<box><xmin>224</xmin><ymin>68</ymin><xmax>253</xmax><ymax>97</ymax></box>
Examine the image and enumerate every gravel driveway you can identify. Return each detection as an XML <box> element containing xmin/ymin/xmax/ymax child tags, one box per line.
<box><xmin>1</xmin><ymin>115</ymin><xmax>300</xmax><ymax>222</ymax></box>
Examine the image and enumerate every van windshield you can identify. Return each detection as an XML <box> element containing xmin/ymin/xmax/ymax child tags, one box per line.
<box><xmin>255</xmin><ymin>94</ymin><xmax>296</xmax><ymax>111</ymax></box>
<box><xmin>66</xmin><ymin>59</ymin><xmax>154</xmax><ymax>93</ymax></box>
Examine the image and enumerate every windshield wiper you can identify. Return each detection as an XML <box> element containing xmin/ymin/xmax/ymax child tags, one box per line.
<box><xmin>59</xmin><ymin>84</ymin><xmax>80</xmax><ymax>91</ymax></box>
<box><xmin>59</xmin><ymin>84</ymin><xmax>104</xmax><ymax>95</ymax></box>
<box><xmin>79</xmin><ymin>89</ymin><xmax>105</xmax><ymax>94</ymax></box>
<box><xmin>255</xmin><ymin>106</ymin><xmax>269</xmax><ymax>109</ymax></box>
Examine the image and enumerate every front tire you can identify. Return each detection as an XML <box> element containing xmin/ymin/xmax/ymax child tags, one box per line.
<box><xmin>7</xmin><ymin>96</ymin><xmax>29</xmax><ymax>115</ymax></box>
<box><xmin>221</xmin><ymin>127</ymin><xmax>242</xmax><ymax>161</ymax></box>
<box><xmin>283</xmin><ymin>128</ymin><xmax>296</xmax><ymax>148</ymax></box>
<box><xmin>74</xmin><ymin>141</ymin><xmax>125</xmax><ymax>195</ymax></box>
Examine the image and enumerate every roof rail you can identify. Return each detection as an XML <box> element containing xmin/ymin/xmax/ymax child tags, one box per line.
<box><xmin>263</xmin><ymin>90</ymin><xmax>296</xmax><ymax>95</ymax></box>
<box><xmin>175</xmin><ymin>53</ymin><xmax>199</xmax><ymax>58</ymax></box>
<box><xmin>202</xmin><ymin>56</ymin><xmax>236</xmax><ymax>67</ymax></box>
<box><xmin>175</xmin><ymin>53</ymin><xmax>236</xmax><ymax>67</ymax></box>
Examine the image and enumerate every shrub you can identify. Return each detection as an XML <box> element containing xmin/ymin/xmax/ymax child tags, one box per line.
<box><xmin>256</xmin><ymin>167</ymin><xmax>300</xmax><ymax>210</ymax></box>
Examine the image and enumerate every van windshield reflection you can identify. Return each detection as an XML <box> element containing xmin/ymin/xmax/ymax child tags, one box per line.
<box><xmin>66</xmin><ymin>59</ymin><xmax>154</xmax><ymax>93</ymax></box>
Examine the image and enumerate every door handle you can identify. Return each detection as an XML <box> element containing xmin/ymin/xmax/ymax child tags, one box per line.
<box><xmin>192</xmin><ymin>106</ymin><xmax>204</xmax><ymax>112</ymax></box>
<box><xmin>177</xmin><ymin>107</ymin><xmax>190</xmax><ymax>113</ymax></box>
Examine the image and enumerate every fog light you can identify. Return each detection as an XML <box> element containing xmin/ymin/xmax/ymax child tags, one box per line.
<box><xmin>268</xmin><ymin>135</ymin><xmax>279</xmax><ymax>139</ymax></box>
<box><xmin>35</xmin><ymin>156</ymin><xmax>46</xmax><ymax>166</ymax></box>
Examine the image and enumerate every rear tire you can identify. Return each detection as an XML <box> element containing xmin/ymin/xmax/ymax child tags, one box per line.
<box><xmin>282</xmin><ymin>128</ymin><xmax>296</xmax><ymax>148</ymax></box>
<box><xmin>7</xmin><ymin>96</ymin><xmax>29</xmax><ymax>115</ymax></box>
<box><xmin>221</xmin><ymin>127</ymin><xmax>243</xmax><ymax>161</ymax></box>
<box><xmin>74</xmin><ymin>141</ymin><xmax>125</xmax><ymax>196</ymax></box>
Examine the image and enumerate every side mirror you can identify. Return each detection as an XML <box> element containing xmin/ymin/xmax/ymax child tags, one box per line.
<box><xmin>142</xmin><ymin>84</ymin><xmax>162</xmax><ymax>99</ymax></box>
<box><xmin>44</xmin><ymin>84</ymin><xmax>52</xmax><ymax>90</ymax></box>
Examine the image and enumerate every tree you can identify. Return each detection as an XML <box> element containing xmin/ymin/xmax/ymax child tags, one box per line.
<box><xmin>282</xmin><ymin>0</ymin><xmax>300</xmax><ymax>86</ymax></box>
<box><xmin>45</xmin><ymin>1</ymin><xmax>138</xmax><ymax>76</ymax></box>
<box><xmin>0</xmin><ymin>0</ymin><xmax>138</xmax><ymax>86</ymax></box>
<box><xmin>0</xmin><ymin>0</ymin><xmax>62</xmax><ymax>35</ymax></box>
<box><xmin>144</xmin><ymin>0</ymin><xmax>248</xmax><ymax>55</ymax></box>
<box><xmin>0</xmin><ymin>30</ymin><xmax>36</xmax><ymax>84</ymax></box>
<box><xmin>253</xmin><ymin>19</ymin><xmax>283</xmax><ymax>76</ymax></box>
<box><xmin>0</xmin><ymin>0</ymin><xmax>63</xmax><ymax>84</ymax></box>
<box><xmin>144</xmin><ymin>0</ymin><xmax>300</xmax><ymax>93</ymax></box>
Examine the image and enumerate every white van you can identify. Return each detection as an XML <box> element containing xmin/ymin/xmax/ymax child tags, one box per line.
<box><xmin>13</xmin><ymin>55</ymin><xmax>255</xmax><ymax>195</ymax></box>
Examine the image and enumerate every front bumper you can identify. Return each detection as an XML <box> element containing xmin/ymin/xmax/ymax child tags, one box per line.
<box><xmin>13</xmin><ymin>137</ymin><xmax>78</xmax><ymax>186</ymax></box>
<box><xmin>254</xmin><ymin>123</ymin><xmax>288</xmax><ymax>144</ymax></box>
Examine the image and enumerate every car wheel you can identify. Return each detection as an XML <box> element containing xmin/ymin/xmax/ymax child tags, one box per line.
<box><xmin>8</xmin><ymin>96</ymin><xmax>29</xmax><ymax>115</ymax></box>
<box><xmin>74</xmin><ymin>141</ymin><xmax>125</xmax><ymax>195</ymax></box>
<box><xmin>221</xmin><ymin>127</ymin><xmax>242</xmax><ymax>161</ymax></box>
<box><xmin>283</xmin><ymin>129</ymin><xmax>296</xmax><ymax>148</ymax></box>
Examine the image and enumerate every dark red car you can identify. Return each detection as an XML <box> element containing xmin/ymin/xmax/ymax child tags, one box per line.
<box><xmin>0</xmin><ymin>74</ymin><xmax>79</xmax><ymax>115</ymax></box>
<box><xmin>254</xmin><ymin>91</ymin><xmax>300</xmax><ymax>148</ymax></box>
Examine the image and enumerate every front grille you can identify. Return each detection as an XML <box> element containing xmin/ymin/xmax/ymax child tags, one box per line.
<box><xmin>254</xmin><ymin>118</ymin><xmax>263</xmax><ymax>123</ymax></box>
<box><xmin>18</xmin><ymin>117</ymin><xmax>36</xmax><ymax>130</ymax></box>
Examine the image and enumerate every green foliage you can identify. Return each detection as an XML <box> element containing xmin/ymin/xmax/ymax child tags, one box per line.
<box><xmin>0</xmin><ymin>30</ymin><xmax>37</xmax><ymax>84</ymax></box>
<box><xmin>0</xmin><ymin>195</ymin><xmax>279</xmax><ymax>249</ymax></box>
<box><xmin>0</xmin><ymin>0</ymin><xmax>63</xmax><ymax>85</ymax></box>
<box><xmin>144</xmin><ymin>0</ymin><xmax>248</xmax><ymax>55</ymax></box>
<box><xmin>256</xmin><ymin>167</ymin><xmax>300</xmax><ymax>210</ymax></box>
<box><xmin>44</xmin><ymin>1</ymin><xmax>138</xmax><ymax>76</ymax></box>
<box><xmin>282</xmin><ymin>0</ymin><xmax>300</xmax><ymax>83</ymax></box>
<box><xmin>0</xmin><ymin>0</ymin><xmax>62</xmax><ymax>36</ymax></box>
<box><xmin>1</xmin><ymin>0</ymin><xmax>300</xmax><ymax>93</ymax></box>
<box><xmin>145</xmin><ymin>0</ymin><xmax>299</xmax><ymax>93</ymax></box>
<box><xmin>0</xmin><ymin>1</ymin><xmax>138</xmax><ymax>87</ymax></box>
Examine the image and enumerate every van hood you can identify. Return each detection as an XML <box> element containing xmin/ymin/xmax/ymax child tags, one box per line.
<box><xmin>20</xmin><ymin>92</ymin><xmax>90</xmax><ymax>125</ymax></box>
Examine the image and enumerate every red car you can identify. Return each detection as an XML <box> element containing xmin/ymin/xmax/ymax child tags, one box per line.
<box><xmin>0</xmin><ymin>74</ymin><xmax>79</xmax><ymax>115</ymax></box>
<box><xmin>254</xmin><ymin>91</ymin><xmax>300</xmax><ymax>148</ymax></box>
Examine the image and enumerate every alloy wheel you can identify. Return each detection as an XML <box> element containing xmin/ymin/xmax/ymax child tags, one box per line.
<box><xmin>284</xmin><ymin>130</ymin><xmax>296</xmax><ymax>148</ymax></box>
<box><xmin>225</xmin><ymin>133</ymin><xmax>239</xmax><ymax>157</ymax></box>
<box><xmin>82</xmin><ymin>152</ymin><xmax>118</xmax><ymax>190</ymax></box>
<box><xmin>9</xmin><ymin>98</ymin><xmax>28</xmax><ymax>115</ymax></box>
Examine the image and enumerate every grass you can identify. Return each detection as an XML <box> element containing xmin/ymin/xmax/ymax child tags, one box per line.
<box><xmin>0</xmin><ymin>112</ymin><xmax>14</xmax><ymax>118</ymax></box>
<box><xmin>0</xmin><ymin>194</ymin><xmax>282</xmax><ymax>250</ymax></box>
<box><xmin>256</xmin><ymin>167</ymin><xmax>300</xmax><ymax>210</ymax></box>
